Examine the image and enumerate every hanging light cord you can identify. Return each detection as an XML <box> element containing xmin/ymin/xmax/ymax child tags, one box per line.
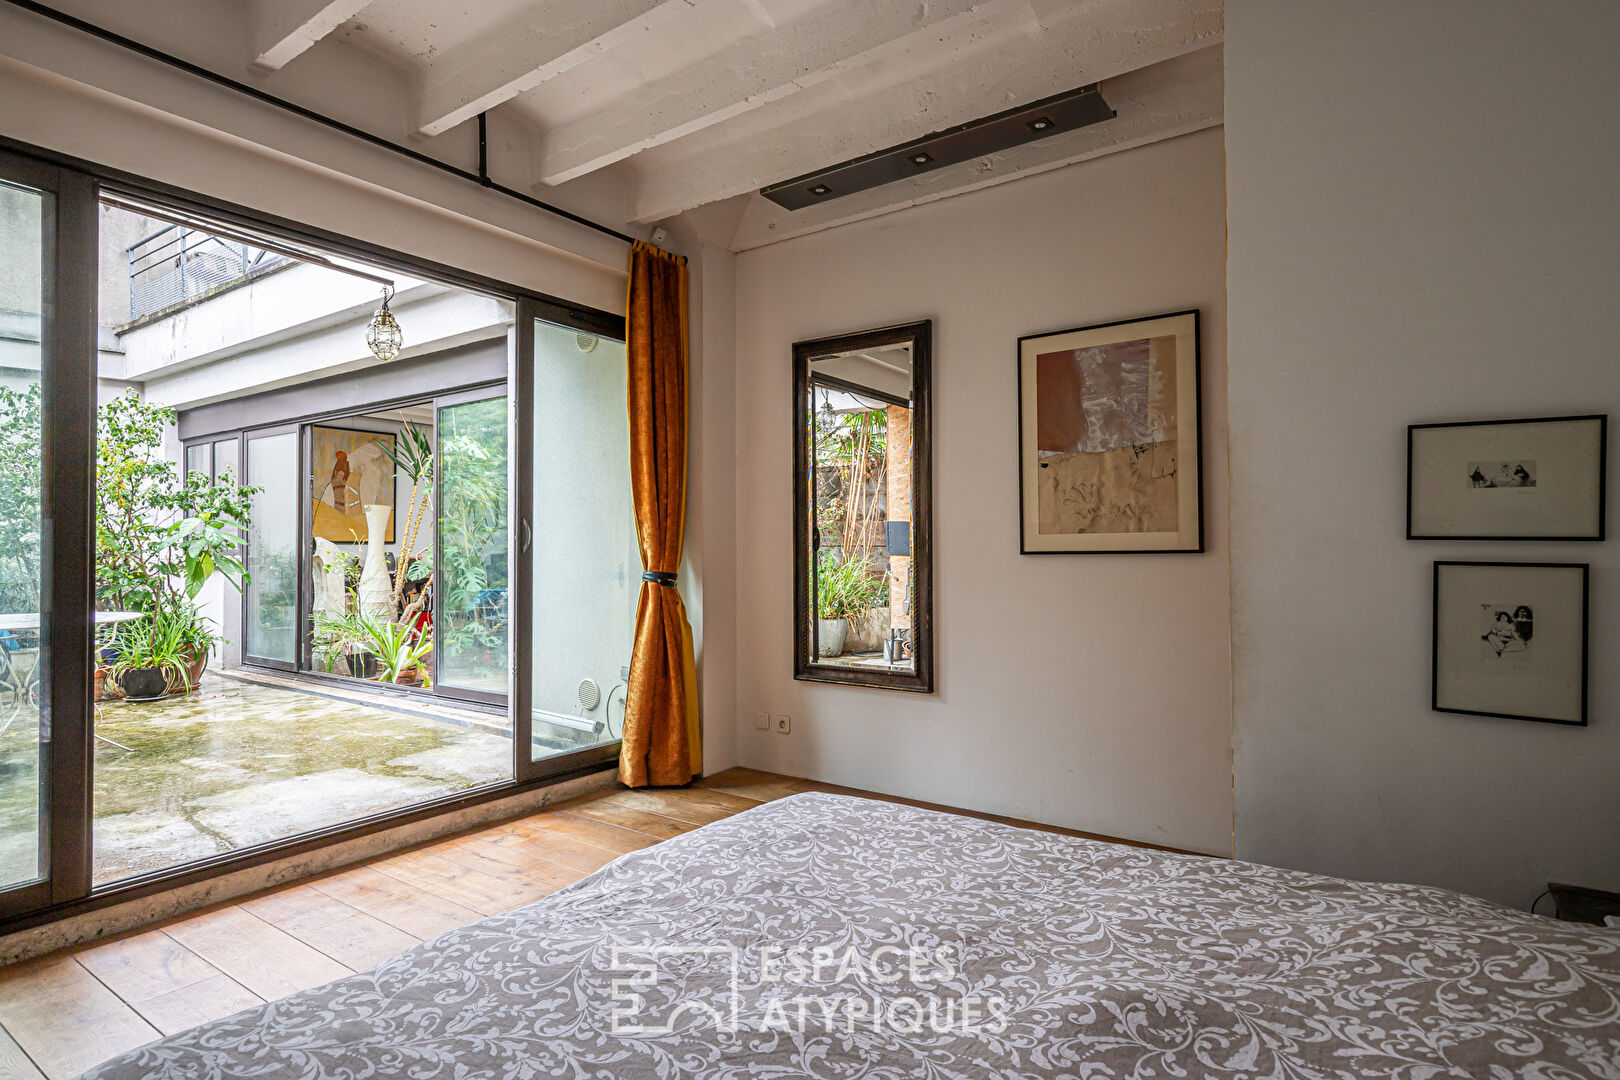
<box><xmin>1</xmin><ymin>0</ymin><xmax>640</xmax><ymax>248</ymax></box>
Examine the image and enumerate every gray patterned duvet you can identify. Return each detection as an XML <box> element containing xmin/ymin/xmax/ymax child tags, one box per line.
<box><xmin>83</xmin><ymin>792</ymin><xmax>1620</xmax><ymax>1079</ymax></box>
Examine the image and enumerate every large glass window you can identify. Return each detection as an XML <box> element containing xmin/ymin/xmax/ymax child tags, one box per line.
<box><xmin>530</xmin><ymin>321</ymin><xmax>636</xmax><ymax>761</ymax></box>
<box><xmin>0</xmin><ymin>179</ymin><xmax>49</xmax><ymax>891</ymax></box>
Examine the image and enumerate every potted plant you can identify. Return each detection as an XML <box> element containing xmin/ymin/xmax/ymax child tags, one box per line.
<box><xmin>354</xmin><ymin>607</ymin><xmax>434</xmax><ymax>685</ymax></box>
<box><xmin>94</xmin><ymin>391</ymin><xmax>255</xmax><ymax>688</ymax></box>
<box><xmin>312</xmin><ymin>601</ymin><xmax>375</xmax><ymax>678</ymax></box>
<box><xmin>109</xmin><ymin>607</ymin><xmax>203</xmax><ymax>701</ymax></box>
<box><xmin>815</xmin><ymin>550</ymin><xmax>888</xmax><ymax>657</ymax></box>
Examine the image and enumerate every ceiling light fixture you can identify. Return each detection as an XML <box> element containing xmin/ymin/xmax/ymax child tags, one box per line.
<box><xmin>365</xmin><ymin>285</ymin><xmax>403</xmax><ymax>362</ymax></box>
<box><xmin>761</xmin><ymin>83</ymin><xmax>1113</xmax><ymax>211</ymax></box>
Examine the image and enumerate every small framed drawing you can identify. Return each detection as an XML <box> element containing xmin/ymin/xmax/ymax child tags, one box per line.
<box><xmin>1017</xmin><ymin>309</ymin><xmax>1202</xmax><ymax>553</ymax></box>
<box><xmin>1408</xmin><ymin>415</ymin><xmax>1606</xmax><ymax>540</ymax></box>
<box><xmin>1432</xmin><ymin>561</ymin><xmax>1588</xmax><ymax>726</ymax></box>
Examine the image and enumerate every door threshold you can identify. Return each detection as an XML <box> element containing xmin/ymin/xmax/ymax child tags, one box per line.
<box><xmin>222</xmin><ymin>666</ymin><xmax>511</xmax><ymax>736</ymax></box>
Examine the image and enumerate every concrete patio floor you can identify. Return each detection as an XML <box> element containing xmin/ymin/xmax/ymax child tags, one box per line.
<box><xmin>0</xmin><ymin>673</ymin><xmax>513</xmax><ymax>886</ymax></box>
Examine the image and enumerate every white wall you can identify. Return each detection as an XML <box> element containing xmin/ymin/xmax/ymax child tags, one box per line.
<box><xmin>1226</xmin><ymin>0</ymin><xmax>1620</xmax><ymax>906</ymax></box>
<box><xmin>733</xmin><ymin>128</ymin><xmax>1232</xmax><ymax>855</ymax></box>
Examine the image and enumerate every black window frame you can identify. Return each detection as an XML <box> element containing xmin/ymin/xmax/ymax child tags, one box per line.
<box><xmin>0</xmin><ymin>132</ymin><xmax>629</xmax><ymax>936</ymax></box>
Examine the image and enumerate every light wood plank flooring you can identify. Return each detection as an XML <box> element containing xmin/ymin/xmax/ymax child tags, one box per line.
<box><xmin>0</xmin><ymin>768</ymin><xmax>1158</xmax><ymax>1079</ymax></box>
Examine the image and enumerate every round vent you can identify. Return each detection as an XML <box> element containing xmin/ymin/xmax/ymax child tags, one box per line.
<box><xmin>577</xmin><ymin>678</ymin><xmax>601</xmax><ymax>711</ymax></box>
<box><xmin>575</xmin><ymin>333</ymin><xmax>598</xmax><ymax>353</ymax></box>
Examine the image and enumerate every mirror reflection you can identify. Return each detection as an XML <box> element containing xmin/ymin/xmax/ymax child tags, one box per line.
<box><xmin>794</xmin><ymin>319</ymin><xmax>931</xmax><ymax>692</ymax></box>
<box><xmin>804</xmin><ymin>341</ymin><xmax>917</xmax><ymax>676</ymax></box>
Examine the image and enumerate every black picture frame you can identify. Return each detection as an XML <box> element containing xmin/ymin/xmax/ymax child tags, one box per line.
<box><xmin>1407</xmin><ymin>415</ymin><xmax>1607</xmax><ymax>541</ymax></box>
<box><xmin>1431</xmin><ymin>560</ymin><xmax>1589</xmax><ymax>726</ymax></box>
<box><xmin>792</xmin><ymin>320</ymin><xmax>934</xmax><ymax>694</ymax></box>
<box><xmin>1016</xmin><ymin>309</ymin><xmax>1204</xmax><ymax>554</ymax></box>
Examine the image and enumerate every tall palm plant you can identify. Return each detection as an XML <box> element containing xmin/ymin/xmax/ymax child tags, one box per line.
<box><xmin>376</xmin><ymin>422</ymin><xmax>434</xmax><ymax>613</ymax></box>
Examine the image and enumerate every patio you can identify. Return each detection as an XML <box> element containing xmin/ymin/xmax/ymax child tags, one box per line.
<box><xmin>0</xmin><ymin>673</ymin><xmax>515</xmax><ymax>885</ymax></box>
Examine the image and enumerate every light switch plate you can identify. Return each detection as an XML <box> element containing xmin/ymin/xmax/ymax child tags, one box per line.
<box><xmin>754</xmin><ymin>711</ymin><xmax>770</xmax><ymax>730</ymax></box>
<box><xmin>774</xmin><ymin>714</ymin><xmax>791</xmax><ymax>734</ymax></box>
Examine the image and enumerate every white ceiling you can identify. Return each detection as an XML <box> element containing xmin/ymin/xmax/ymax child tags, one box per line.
<box><xmin>53</xmin><ymin>0</ymin><xmax>1224</xmax><ymax>252</ymax></box>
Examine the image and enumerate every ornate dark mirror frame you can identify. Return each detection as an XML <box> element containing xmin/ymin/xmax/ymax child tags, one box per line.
<box><xmin>792</xmin><ymin>320</ymin><xmax>934</xmax><ymax>693</ymax></box>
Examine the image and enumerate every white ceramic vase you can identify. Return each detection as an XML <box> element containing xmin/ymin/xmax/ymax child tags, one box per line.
<box><xmin>358</xmin><ymin>503</ymin><xmax>393</xmax><ymax>616</ymax></box>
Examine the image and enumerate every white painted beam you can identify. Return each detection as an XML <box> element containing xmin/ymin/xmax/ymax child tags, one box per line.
<box><xmin>249</xmin><ymin>0</ymin><xmax>372</xmax><ymax>73</ymax></box>
<box><xmin>626</xmin><ymin>0</ymin><xmax>1222</xmax><ymax>223</ymax></box>
<box><xmin>536</xmin><ymin>0</ymin><xmax>1006</xmax><ymax>186</ymax></box>
<box><xmin>414</xmin><ymin>0</ymin><xmax>694</xmax><ymax>138</ymax></box>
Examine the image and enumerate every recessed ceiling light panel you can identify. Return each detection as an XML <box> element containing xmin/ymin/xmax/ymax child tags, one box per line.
<box><xmin>760</xmin><ymin>84</ymin><xmax>1114</xmax><ymax>212</ymax></box>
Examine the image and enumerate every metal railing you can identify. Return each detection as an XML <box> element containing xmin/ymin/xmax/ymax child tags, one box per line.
<box><xmin>127</xmin><ymin>224</ymin><xmax>285</xmax><ymax>321</ymax></box>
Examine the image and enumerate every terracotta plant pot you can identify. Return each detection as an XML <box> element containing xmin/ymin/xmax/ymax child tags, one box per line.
<box><xmin>164</xmin><ymin>648</ymin><xmax>208</xmax><ymax>695</ymax></box>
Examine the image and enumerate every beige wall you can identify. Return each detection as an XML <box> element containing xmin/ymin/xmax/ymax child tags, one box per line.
<box><xmin>732</xmin><ymin>128</ymin><xmax>1232</xmax><ymax>855</ymax></box>
<box><xmin>1226</xmin><ymin>0</ymin><xmax>1620</xmax><ymax>906</ymax></box>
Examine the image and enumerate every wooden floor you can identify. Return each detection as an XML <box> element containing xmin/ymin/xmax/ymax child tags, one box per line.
<box><xmin>0</xmin><ymin>768</ymin><xmax>1150</xmax><ymax>1079</ymax></box>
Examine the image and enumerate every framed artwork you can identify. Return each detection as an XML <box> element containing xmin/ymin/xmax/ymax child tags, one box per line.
<box><xmin>311</xmin><ymin>425</ymin><xmax>395</xmax><ymax>543</ymax></box>
<box><xmin>1432</xmin><ymin>561</ymin><xmax>1588</xmax><ymax>726</ymax></box>
<box><xmin>1017</xmin><ymin>309</ymin><xmax>1202</xmax><ymax>553</ymax></box>
<box><xmin>1408</xmin><ymin>415</ymin><xmax>1606</xmax><ymax>540</ymax></box>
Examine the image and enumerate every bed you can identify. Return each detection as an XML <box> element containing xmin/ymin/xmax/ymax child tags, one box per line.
<box><xmin>83</xmin><ymin>792</ymin><xmax>1620</xmax><ymax>1079</ymax></box>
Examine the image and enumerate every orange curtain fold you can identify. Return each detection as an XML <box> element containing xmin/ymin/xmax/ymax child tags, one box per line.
<box><xmin>620</xmin><ymin>241</ymin><xmax>701</xmax><ymax>787</ymax></box>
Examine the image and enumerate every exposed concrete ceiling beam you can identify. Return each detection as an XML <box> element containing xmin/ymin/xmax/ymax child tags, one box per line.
<box><xmin>249</xmin><ymin>0</ymin><xmax>373</xmax><ymax>73</ymax></box>
<box><xmin>536</xmin><ymin>0</ymin><xmax>1012</xmax><ymax>187</ymax></box>
<box><xmin>726</xmin><ymin>45</ymin><xmax>1224</xmax><ymax>251</ymax></box>
<box><xmin>413</xmin><ymin>0</ymin><xmax>695</xmax><ymax>138</ymax></box>
<box><xmin>627</xmin><ymin>0</ymin><xmax>1222</xmax><ymax>223</ymax></box>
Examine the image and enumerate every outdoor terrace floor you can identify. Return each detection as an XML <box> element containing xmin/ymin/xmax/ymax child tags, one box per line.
<box><xmin>0</xmin><ymin>672</ymin><xmax>513</xmax><ymax>886</ymax></box>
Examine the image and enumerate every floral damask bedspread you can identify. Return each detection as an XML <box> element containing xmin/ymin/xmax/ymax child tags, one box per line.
<box><xmin>83</xmin><ymin>792</ymin><xmax>1620</xmax><ymax>1079</ymax></box>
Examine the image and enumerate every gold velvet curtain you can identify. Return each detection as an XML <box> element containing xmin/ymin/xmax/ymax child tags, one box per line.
<box><xmin>621</xmin><ymin>241</ymin><xmax>701</xmax><ymax>787</ymax></box>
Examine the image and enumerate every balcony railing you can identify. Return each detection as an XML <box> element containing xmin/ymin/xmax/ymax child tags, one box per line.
<box><xmin>127</xmin><ymin>225</ymin><xmax>285</xmax><ymax>321</ymax></box>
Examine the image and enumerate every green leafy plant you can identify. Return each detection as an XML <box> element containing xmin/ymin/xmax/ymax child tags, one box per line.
<box><xmin>95</xmin><ymin>391</ymin><xmax>256</xmax><ymax>630</ymax></box>
<box><xmin>436</xmin><ymin>401</ymin><xmax>507</xmax><ymax>658</ymax></box>
<box><xmin>310</xmin><ymin>600</ymin><xmax>370</xmax><ymax>674</ymax></box>
<box><xmin>815</xmin><ymin>549</ymin><xmax>888</xmax><ymax>622</ymax></box>
<box><xmin>107</xmin><ymin>606</ymin><xmax>206</xmax><ymax>692</ymax></box>
<box><xmin>354</xmin><ymin>606</ymin><xmax>434</xmax><ymax>684</ymax></box>
<box><xmin>0</xmin><ymin>384</ymin><xmax>44</xmax><ymax>614</ymax></box>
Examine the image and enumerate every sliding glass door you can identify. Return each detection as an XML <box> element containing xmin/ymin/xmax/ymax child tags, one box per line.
<box><xmin>0</xmin><ymin>169</ymin><xmax>53</xmax><ymax>905</ymax></box>
<box><xmin>434</xmin><ymin>389</ymin><xmax>509</xmax><ymax>702</ymax></box>
<box><xmin>523</xmin><ymin>318</ymin><xmax>634</xmax><ymax>770</ymax></box>
<box><xmin>243</xmin><ymin>426</ymin><xmax>301</xmax><ymax>670</ymax></box>
<box><xmin>0</xmin><ymin>149</ymin><xmax>95</xmax><ymax>918</ymax></box>
<box><xmin>0</xmin><ymin>138</ymin><xmax>630</xmax><ymax>927</ymax></box>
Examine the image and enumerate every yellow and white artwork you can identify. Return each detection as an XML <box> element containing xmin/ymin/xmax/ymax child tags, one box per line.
<box><xmin>311</xmin><ymin>426</ymin><xmax>395</xmax><ymax>543</ymax></box>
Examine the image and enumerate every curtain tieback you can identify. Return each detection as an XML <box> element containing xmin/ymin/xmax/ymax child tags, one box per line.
<box><xmin>642</xmin><ymin>570</ymin><xmax>678</xmax><ymax>587</ymax></box>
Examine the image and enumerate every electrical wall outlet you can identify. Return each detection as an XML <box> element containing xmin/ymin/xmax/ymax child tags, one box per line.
<box><xmin>774</xmin><ymin>714</ymin><xmax>791</xmax><ymax>734</ymax></box>
<box><xmin>754</xmin><ymin>711</ymin><xmax>770</xmax><ymax>730</ymax></box>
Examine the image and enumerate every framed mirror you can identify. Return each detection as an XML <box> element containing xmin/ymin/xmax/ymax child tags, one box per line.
<box><xmin>793</xmin><ymin>321</ymin><xmax>933</xmax><ymax>692</ymax></box>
